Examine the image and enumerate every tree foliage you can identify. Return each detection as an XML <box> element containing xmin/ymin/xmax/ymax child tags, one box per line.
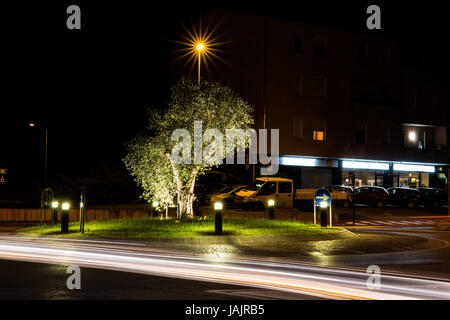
<box><xmin>124</xmin><ymin>79</ymin><xmax>254</xmax><ymax>218</ymax></box>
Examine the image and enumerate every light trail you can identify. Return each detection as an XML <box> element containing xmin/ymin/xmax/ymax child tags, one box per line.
<box><xmin>0</xmin><ymin>237</ymin><xmax>449</xmax><ymax>300</ymax></box>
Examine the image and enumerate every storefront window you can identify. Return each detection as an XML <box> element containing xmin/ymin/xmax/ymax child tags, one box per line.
<box><xmin>396</xmin><ymin>172</ymin><xmax>429</xmax><ymax>188</ymax></box>
<box><xmin>342</xmin><ymin>170</ymin><xmax>377</xmax><ymax>187</ymax></box>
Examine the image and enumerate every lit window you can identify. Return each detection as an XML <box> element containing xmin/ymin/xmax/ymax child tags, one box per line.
<box><xmin>313</xmin><ymin>119</ymin><xmax>326</xmax><ymax>141</ymax></box>
<box><xmin>313</xmin><ymin>131</ymin><xmax>324</xmax><ymax>141</ymax></box>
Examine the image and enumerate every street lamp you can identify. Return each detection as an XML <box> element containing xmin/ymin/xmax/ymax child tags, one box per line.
<box><xmin>28</xmin><ymin>123</ymin><xmax>49</xmax><ymax>187</ymax></box>
<box><xmin>196</xmin><ymin>42</ymin><xmax>205</xmax><ymax>86</ymax></box>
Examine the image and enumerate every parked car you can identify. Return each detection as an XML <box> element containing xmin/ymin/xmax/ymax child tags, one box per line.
<box><xmin>194</xmin><ymin>183</ymin><xmax>228</xmax><ymax>206</ymax></box>
<box><xmin>417</xmin><ymin>188</ymin><xmax>447</xmax><ymax>207</ymax></box>
<box><xmin>322</xmin><ymin>185</ymin><xmax>354</xmax><ymax>207</ymax></box>
<box><xmin>352</xmin><ymin>186</ymin><xmax>389</xmax><ymax>208</ymax></box>
<box><xmin>386</xmin><ymin>187</ymin><xmax>421</xmax><ymax>208</ymax></box>
<box><xmin>209</xmin><ymin>185</ymin><xmax>247</xmax><ymax>208</ymax></box>
<box><xmin>234</xmin><ymin>177</ymin><xmax>353</xmax><ymax>211</ymax></box>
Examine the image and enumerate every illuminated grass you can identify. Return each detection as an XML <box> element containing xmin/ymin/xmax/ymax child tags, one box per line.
<box><xmin>17</xmin><ymin>217</ymin><xmax>340</xmax><ymax>238</ymax></box>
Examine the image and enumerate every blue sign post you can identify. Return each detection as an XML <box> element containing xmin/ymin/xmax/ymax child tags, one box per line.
<box><xmin>314</xmin><ymin>188</ymin><xmax>332</xmax><ymax>227</ymax></box>
<box><xmin>314</xmin><ymin>189</ymin><xmax>331</xmax><ymax>207</ymax></box>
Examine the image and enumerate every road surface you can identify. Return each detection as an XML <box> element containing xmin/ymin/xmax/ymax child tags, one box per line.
<box><xmin>0</xmin><ymin>234</ymin><xmax>449</xmax><ymax>300</ymax></box>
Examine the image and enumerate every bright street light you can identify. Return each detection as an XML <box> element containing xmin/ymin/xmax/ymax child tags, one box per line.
<box><xmin>51</xmin><ymin>201</ymin><xmax>59</xmax><ymax>208</ymax></box>
<box><xmin>62</xmin><ymin>202</ymin><xmax>70</xmax><ymax>210</ymax></box>
<box><xmin>214</xmin><ymin>202</ymin><xmax>223</xmax><ymax>210</ymax></box>
<box><xmin>320</xmin><ymin>201</ymin><xmax>328</xmax><ymax>208</ymax></box>
<box><xmin>152</xmin><ymin>201</ymin><xmax>159</xmax><ymax>208</ymax></box>
<box><xmin>267</xmin><ymin>199</ymin><xmax>275</xmax><ymax>207</ymax></box>
<box><xmin>196</xmin><ymin>42</ymin><xmax>205</xmax><ymax>86</ymax></box>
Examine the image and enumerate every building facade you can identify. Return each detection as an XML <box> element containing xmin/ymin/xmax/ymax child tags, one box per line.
<box><xmin>172</xmin><ymin>9</ymin><xmax>449</xmax><ymax>190</ymax></box>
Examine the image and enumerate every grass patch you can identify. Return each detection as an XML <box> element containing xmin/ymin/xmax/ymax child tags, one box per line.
<box><xmin>17</xmin><ymin>217</ymin><xmax>340</xmax><ymax>239</ymax></box>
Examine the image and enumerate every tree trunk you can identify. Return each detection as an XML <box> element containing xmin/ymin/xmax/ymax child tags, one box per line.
<box><xmin>178</xmin><ymin>189</ymin><xmax>195</xmax><ymax>218</ymax></box>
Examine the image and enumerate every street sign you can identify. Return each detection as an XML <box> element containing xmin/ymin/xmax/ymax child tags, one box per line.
<box><xmin>314</xmin><ymin>188</ymin><xmax>331</xmax><ymax>207</ymax></box>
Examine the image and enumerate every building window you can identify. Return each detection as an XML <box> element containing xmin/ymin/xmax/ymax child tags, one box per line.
<box><xmin>313</xmin><ymin>119</ymin><xmax>326</xmax><ymax>141</ymax></box>
<box><xmin>355</xmin><ymin>124</ymin><xmax>367</xmax><ymax>144</ymax></box>
<box><xmin>313</xmin><ymin>35</ymin><xmax>327</xmax><ymax>57</ymax></box>
<box><xmin>417</xmin><ymin>130</ymin><xmax>426</xmax><ymax>149</ymax></box>
<box><xmin>293</xmin><ymin>116</ymin><xmax>303</xmax><ymax>139</ymax></box>
<box><xmin>294</xmin><ymin>32</ymin><xmax>303</xmax><ymax>54</ymax></box>
<box><xmin>355</xmin><ymin>43</ymin><xmax>367</xmax><ymax>64</ymax></box>
<box><xmin>312</xmin><ymin>76</ymin><xmax>327</xmax><ymax>97</ymax></box>
<box><xmin>294</xmin><ymin>74</ymin><xmax>303</xmax><ymax>95</ymax></box>
<box><xmin>402</xmin><ymin>125</ymin><xmax>428</xmax><ymax>149</ymax></box>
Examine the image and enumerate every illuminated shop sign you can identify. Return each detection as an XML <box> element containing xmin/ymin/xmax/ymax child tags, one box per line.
<box><xmin>280</xmin><ymin>157</ymin><xmax>318</xmax><ymax>167</ymax></box>
<box><xmin>393</xmin><ymin>164</ymin><xmax>435</xmax><ymax>173</ymax></box>
<box><xmin>342</xmin><ymin>161</ymin><xmax>389</xmax><ymax>170</ymax></box>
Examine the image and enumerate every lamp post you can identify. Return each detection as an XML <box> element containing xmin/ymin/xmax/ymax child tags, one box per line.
<box><xmin>61</xmin><ymin>202</ymin><xmax>70</xmax><ymax>233</ymax></box>
<box><xmin>28</xmin><ymin>123</ymin><xmax>48</xmax><ymax>187</ymax></box>
<box><xmin>196</xmin><ymin>43</ymin><xmax>204</xmax><ymax>86</ymax></box>
<box><xmin>214</xmin><ymin>202</ymin><xmax>223</xmax><ymax>235</ymax></box>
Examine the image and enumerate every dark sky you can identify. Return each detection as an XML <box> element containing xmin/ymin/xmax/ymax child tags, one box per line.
<box><xmin>1</xmin><ymin>1</ymin><xmax>447</xmax><ymax>187</ymax></box>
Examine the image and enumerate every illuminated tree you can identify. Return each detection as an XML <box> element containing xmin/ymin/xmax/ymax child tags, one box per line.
<box><xmin>124</xmin><ymin>79</ymin><xmax>253</xmax><ymax>218</ymax></box>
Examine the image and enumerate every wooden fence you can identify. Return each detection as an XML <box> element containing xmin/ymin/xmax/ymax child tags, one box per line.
<box><xmin>0</xmin><ymin>206</ymin><xmax>157</xmax><ymax>223</ymax></box>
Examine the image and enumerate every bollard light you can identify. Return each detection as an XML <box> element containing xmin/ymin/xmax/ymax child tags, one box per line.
<box><xmin>320</xmin><ymin>200</ymin><xmax>328</xmax><ymax>208</ymax></box>
<box><xmin>214</xmin><ymin>202</ymin><xmax>223</xmax><ymax>235</ymax></box>
<box><xmin>267</xmin><ymin>199</ymin><xmax>275</xmax><ymax>220</ymax></box>
<box><xmin>214</xmin><ymin>202</ymin><xmax>223</xmax><ymax>211</ymax></box>
<box><xmin>61</xmin><ymin>202</ymin><xmax>70</xmax><ymax>233</ymax></box>
<box><xmin>51</xmin><ymin>201</ymin><xmax>59</xmax><ymax>226</ymax></box>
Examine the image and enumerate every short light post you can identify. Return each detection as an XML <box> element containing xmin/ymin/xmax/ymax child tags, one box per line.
<box><xmin>152</xmin><ymin>201</ymin><xmax>159</xmax><ymax>218</ymax></box>
<box><xmin>267</xmin><ymin>199</ymin><xmax>275</xmax><ymax>220</ymax></box>
<box><xmin>51</xmin><ymin>201</ymin><xmax>58</xmax><ymax>226</ymax></box>
<box><xmin>319</xmin><ymin>200</ymin><xmax>328</xmax><ymax>227</ymax></box>
<box><xmin>61</xmin><ymin>202</ymin><xmax>70</xmax><ymax>233</ymax></box>
<box><xmin>214</xmin><ymin>202</ymin><xmax>223</xmax><ymax>235</ymax></box>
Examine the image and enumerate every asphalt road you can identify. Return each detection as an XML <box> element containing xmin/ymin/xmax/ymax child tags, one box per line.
<box><xmin>0</xmin><ymin>259</ymin><xmax>320</xmax><ymax>300</ymax></box>
<box><xmin>0</xmin><ymin>206</ymin><xmax>449</xmax><ymax>300</ymax></box>
<box><xmin>0</xmin><ymin>234</ymin><xmax>450</xmax><ymax>300</ymax></box>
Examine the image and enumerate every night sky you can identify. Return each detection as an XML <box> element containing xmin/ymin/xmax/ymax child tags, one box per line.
<box><xmin>1</xmin><ymin>1</ymin><xmax>448</xmax><ymax>191</ymax></box>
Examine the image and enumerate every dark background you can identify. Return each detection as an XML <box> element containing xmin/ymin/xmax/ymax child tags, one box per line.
<box><xmin>0</xmin><ymin>1</ymin><xmax>447</xmax><ymax>203</ymax></box>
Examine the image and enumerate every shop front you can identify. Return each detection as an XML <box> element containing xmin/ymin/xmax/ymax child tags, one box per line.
<box><xmin>279</xmin><ymin>156</ymin><xmax>445</xmax><ymax>190</ymax></box>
